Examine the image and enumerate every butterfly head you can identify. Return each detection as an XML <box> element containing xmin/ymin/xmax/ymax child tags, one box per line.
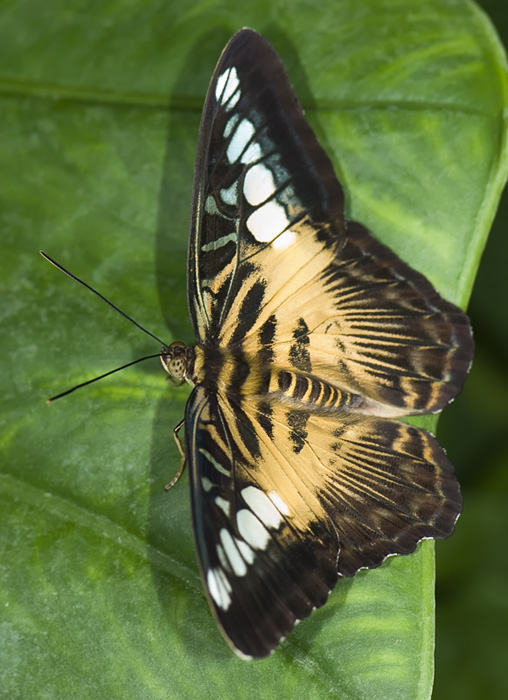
<box><xmin>160</xmin><ymin>341</ymin><xmax>189</xmax><ymax>381</ymax></box>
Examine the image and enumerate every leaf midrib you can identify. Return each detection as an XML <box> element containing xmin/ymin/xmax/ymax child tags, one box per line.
<box><xmin>0</xmin><ymin>76</ymin><xmax>502</xmax><ymax>118</ymax></box>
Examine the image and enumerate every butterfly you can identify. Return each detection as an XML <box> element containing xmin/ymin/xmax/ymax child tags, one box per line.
<box><xmin>43</xmin><ymin>28</ymin><xmax>473</xmax><ymax>660</ymax></box>
<box><xmin>155</xmin><ymin>28</ymin><xmax>474</xmax><ymax>659</ymax></box>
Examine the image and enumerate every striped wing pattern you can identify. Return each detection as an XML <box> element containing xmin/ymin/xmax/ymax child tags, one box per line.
<box><xmin>186</xmin><ymin>386</ymin><xmax>460</xmax><ymax>658</ymax></box>
<box><xmin>179</xmin><ymin>29</ymin><xmax>473</xmax><ymax>659</ymax></box>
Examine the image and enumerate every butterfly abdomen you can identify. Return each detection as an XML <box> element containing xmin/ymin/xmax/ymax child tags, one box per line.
<box><xmin>191</xmin><ymin>344</ymin><xmax>360</xmax><ymax>415</ymax></box>
<box><xmin>269</xmin><ymin>369</ymin><xmax>360</xmax><ymax>412</ymax></box>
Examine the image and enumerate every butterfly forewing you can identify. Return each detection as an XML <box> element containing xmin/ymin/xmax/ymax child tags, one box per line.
<box><xmin>188</xmin><ymin>30</ymin><xmax>472</xmax><ymax>415</ymax></box>
<box><xmin>188</xmin><ymin>30</ymin><xmax>345</xmax><ymax>344</ymax></box>
<box><xmin>182</xmin><ymin>28</ymin><xmax>473</xmax><ymax>658</ymax></box>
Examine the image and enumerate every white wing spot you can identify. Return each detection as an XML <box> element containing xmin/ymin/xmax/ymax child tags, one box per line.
<box><xmin>242</xmin><ymin>486</ymin><xmax>283</xmax><ymax>529</ymax></box>
<box><xmin>268</xmin><ymin>491</ymin><xmax>290</xmax><ymax>516</ymax></box>
<box><xmin>216</xmin><ymin>544</ymin><xmax>228</xmax><ymax>571</ymax></box>
<box><xmin>246</xmin><ymin>201</ymin><xmax>290</xmax><ymax>243</ymax></box>
<box><xmin>272</xmin><ymin>229</ymin><xmax>296</xmax><ymax>250</ymax></box>
<box><xmin>220</xmin><ymin>529</ymin><xmax>247</xmax><ymax>577</ymax></box>
<box><xmin>198</xmin><ymin>448</ymin><xmax>230</xmax><ymax>476</ymax></box>
<box><xmin>205</xmin><ymin>195</ymin><xmax>219</xmax><ymax>215</ymax></box>
<box><xmin>235</xmin><ymin>537</ymin><xmax>255</xmax><ymax>565</ymax></box>
<box><xmin>227</xmin><ymin>118</ymin><xmax>255</xmax><ymax>163</ymax></box>
<box><xmin>215</xmin><ymin>67</ymin><xmax>240</xmax><ymax>110</ymax></box>
<box><xmin>224</xmin><ymin>113</ymin><xmax>240</xmax><ymax>138</ymax></box>
<box><xmin>220</xmin><ymin>181</ymin><xmax>238</xmax><ymax>205</ymax></box>
<box><xmin>201</xmin><ymin>232</ymin><xmax>237</xmax><ymax>252</ymax></box>
<box><xmin>201</xmin><ymin>476</ymin><xmax>213</xmax><ymax>492</ymax></box>
<box><xmin>243</xmin><ymin>163</ymin><xmax>276</xmax><ymax>206</ymax></box>
<box><xmin>237</xmin><ymin>508</ymin><xmax>270</xmax><ymax>550</ymax></box>
<box><xmin>215</xmin><ymin>496</ymin><xmax>230</xmax><ymax>517</ymax></box>
<box><xmin>207</xmin><ymin>568</ymin><xmax>232</xmax><ymax>610</ymax></box>
<box><xmin>240</xmin><ymin>141</ymin><xmax>262</xmax><ymax>164</ymax></box>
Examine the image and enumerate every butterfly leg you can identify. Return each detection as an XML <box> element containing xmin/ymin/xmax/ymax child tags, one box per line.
<box><xmin>164</xmin><ymin>418</ymin><xmax>186</xmax><ymax>491</ymax></box>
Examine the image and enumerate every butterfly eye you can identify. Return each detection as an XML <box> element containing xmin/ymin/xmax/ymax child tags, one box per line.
<box><xmin>160</xmin><ymin>341</ymin><xmax>187</xmax><ymax>379</ymax></box>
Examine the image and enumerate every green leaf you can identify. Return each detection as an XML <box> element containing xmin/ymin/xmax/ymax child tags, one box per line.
<box><xmin>1</xmin><ymin>1</ymin><xmax>506</xmax><ymax>698</ymax></box>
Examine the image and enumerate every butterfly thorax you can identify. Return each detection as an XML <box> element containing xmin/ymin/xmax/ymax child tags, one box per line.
<box><xmin>162</xmin><ymin>343</ymin><xmax>362</xmax><ymax>414</ymax></box>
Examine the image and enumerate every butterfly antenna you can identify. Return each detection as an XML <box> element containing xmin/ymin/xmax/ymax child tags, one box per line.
<box><xmin>40</xmin><ymin>251</ymin><xmax>166</xmax><ymax>345</ymax></box>
<box><xmin>41</xmin><ymin>251</ymin><xmax>168</xmax><ymax>402</ymax></box>
<box><xmin>46</xmin><ymin>354</ymin><xmax>162</xmax><ymax>403</ymax></box>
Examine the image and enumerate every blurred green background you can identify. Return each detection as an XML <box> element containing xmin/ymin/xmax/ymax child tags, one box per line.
<box><xmin>435</xmin><ymin>1</ymin><xmax>508</xmax><ymax>698</ymax></box>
